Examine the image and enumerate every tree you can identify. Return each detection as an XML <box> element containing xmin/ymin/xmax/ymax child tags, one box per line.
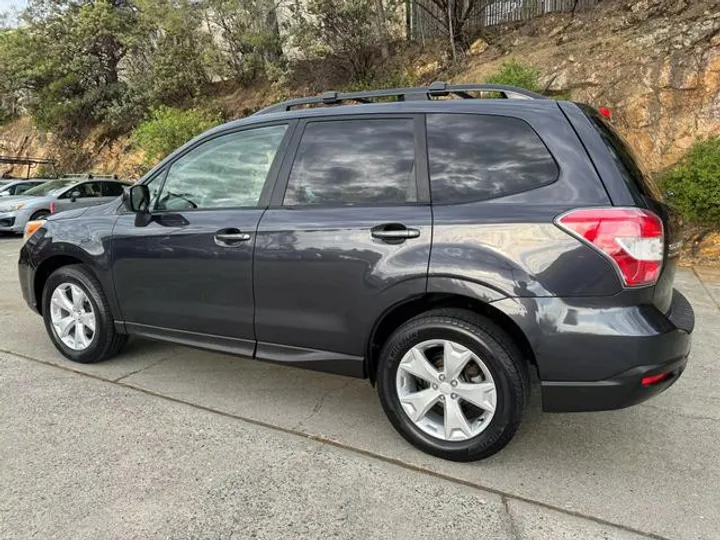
<box><xmin>290</xmin><ymin>0</ymin><xmax>398</xmax><ymax>82</ymax></box>
<box><xmin>415</xmin><ymin>0</ymin><xmax>492</xmax><ymax>50</ymax></box>
<box><xmin>0</xmin><ymin>28</ymin><xmax>31</xmax><ymax>121</ymax></box>
<box><xmin>129</xmin><ymin>0</ymin><xmax>214</xmax><ymax>106</ymax></box>
<box><xmin>203</xmin><ymin>0</ymin><xmax>285</xmax><ymax>84</ymax></box>
<box><xmin>15</xmin><ymin>0</ymin><xmax>142</xmax><ymax>134</ymax></box>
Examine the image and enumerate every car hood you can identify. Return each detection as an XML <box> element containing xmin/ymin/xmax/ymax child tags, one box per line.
<box><xmin>48</xmin><ymin>206</ymin><xmax>89</xmax><ymax>221</ymax></box>
<box><xmin>48</xmin><ymin>199</ymin><xmax>120</xmax><ymax>221</ymax></box>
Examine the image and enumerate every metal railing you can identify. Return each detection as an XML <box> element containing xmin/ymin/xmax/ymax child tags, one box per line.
<box><xmin>409</xmin><ymin>0</ymin><xmax>601</xmax><ymax>42</ymax></box>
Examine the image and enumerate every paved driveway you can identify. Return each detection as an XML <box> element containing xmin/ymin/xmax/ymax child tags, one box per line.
<box><xmin>1</xmin><ymin>235</ymin><xmax>718</xmax><ymax>540</ymax></box>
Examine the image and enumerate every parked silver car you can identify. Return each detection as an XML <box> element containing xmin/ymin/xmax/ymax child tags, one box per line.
<box><xmin>0</xmin><ymin>177</ymin><xmax>131</xmax><ymax>234</ymax></box>
<box><xmin>0</xmin><ymin>179</ymin><xmax>48</xmax><ymax>197</ymax></box>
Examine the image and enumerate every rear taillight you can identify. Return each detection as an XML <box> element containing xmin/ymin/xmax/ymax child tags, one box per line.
<box><xmin>556</xmin><ymin>208</ymin><xmax>664</xmax><ymax>287</ymax></box>
<box><xmin>49</xmin><ymin>202</ymin><xmax>56</xmax><ymax>214</ymax></box>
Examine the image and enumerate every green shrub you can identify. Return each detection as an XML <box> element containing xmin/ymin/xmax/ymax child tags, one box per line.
<box><xmin>132</xmin><ymin>106</ymin><xmax>222</xmax><ymax>166</ymax></box>
<box><xmin>485</xmin><ymin>61</ymin><xmax>540</xmax><ymax>92</ymax></box>
<box><xmin>661</xmin><ymin>137</ymin><xmax>720</xmax><ymax>227</ymax></box>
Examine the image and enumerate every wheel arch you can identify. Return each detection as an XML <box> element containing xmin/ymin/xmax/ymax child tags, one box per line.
<box><xmin>34</xmin><ymin>254</ymin><xmax>90</xmax><ymax>314</ymax></box>
<box><xmin>29</xmin><ymin>208</ymin><xmax>51</xmax><ymax>220</ymax></box>
<box><xmin>365</xmin><ymin>291</ymin><xmax>538</xmax><ymax>384</ymax></box>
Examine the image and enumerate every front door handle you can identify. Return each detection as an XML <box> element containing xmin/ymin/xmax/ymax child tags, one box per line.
<box><xmin>371</xmin><ymin>224</ymin><xmax>421</xmax><ymax>243</ymax></box>
<box><xmin>214</xmin><ymin>228</ymin><xmax>251</xmax><ymax>247</ymax></box>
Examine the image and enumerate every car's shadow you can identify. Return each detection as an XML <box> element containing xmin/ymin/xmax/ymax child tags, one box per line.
<box><xmin>107</xmin><ymin>337</ymin><xmax>656</xmax><ymax>471</ymax></box>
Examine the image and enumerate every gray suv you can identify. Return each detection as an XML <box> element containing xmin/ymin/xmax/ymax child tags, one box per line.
<box><xmin>0</xmin><ymin>177</ymin><xmax>130</xmax><ymax>234</ymax></box>
<box><xmin>18</xmin><ymin>83</ymin><xmax>694</xmax><ymax>461</ymax></box>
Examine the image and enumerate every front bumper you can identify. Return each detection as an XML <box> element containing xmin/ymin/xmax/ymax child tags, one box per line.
<box><xmin>18</xmin><ymin>227</ymin><xmax>48</xmax><ymax>314</ymax></box>
<box><xmin>0</xmin><ymin>211</ymin><xmax>22</xmax><ymax>233</ymax></box>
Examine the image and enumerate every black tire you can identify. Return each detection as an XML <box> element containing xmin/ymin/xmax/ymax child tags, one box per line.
<box><xmin>41</xmin><ymin>265</ymin><xmax>128</xmax><ymax>364</ymax></box>
<box><xmin>30</xmin><ymin>210</ymin><xmax>50</xmax><ymax>221</ymax></box>
<box><xmin>376</xmin><ymin>308</ymin><xmax>529</xmax><ymax>462</ymax></box>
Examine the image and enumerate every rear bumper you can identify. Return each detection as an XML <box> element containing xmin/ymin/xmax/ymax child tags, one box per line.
<box><xmin>492</xmin><ymin>288</ymin><xmax>694</xmax><ymax>413</ymax></box>
<box><xmin>539</xmin><ymin>289</ymin><xmax>694</xmax><ymax>412</ymax></box>
<box><xmin>541</xmin><ymin>353</ymin><xmax>689</xmax><ymax>412</ymax></box>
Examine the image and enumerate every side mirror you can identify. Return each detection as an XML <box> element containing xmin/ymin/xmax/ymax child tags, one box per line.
<box><xmin>124</xmin><ymin>184</ymin><xmax>152</xmax><ymax>227</ymax></box>
<box><xmin>69</xmin><ymin>190</ymin><xmax>81</xmax><ymax>202</ymax></box>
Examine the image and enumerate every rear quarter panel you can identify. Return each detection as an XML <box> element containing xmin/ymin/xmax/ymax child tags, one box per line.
<box><xmin>429</xmin><ymin>105</ymin><xmax>619</xmax><ymax>298</ymax></box>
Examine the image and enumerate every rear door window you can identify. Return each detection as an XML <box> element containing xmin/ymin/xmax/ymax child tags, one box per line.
<box><xmin>283</xmin><ymin>118</ymin><xmax>417</xmax><ymax>206</ymax></box>
<box><xmin>579</xmin><ymin>105</ymin><xmax>663</xmax><ymax>202</ymax></box>
<box><xmin>426</xmin><ymin>113</ymin><xmax>558</xmax><ymax>204</ymax></box>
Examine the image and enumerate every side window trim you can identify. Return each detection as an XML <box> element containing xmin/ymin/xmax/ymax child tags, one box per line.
<box><xmin>268</xmin><ymin>113</ymin><xmax>429</xmax><ymax>208</ymax></box>
<box><xmin>149</xmin><ymin>120</ymin><xmax>297</xmax><ymax>213</ymax></box>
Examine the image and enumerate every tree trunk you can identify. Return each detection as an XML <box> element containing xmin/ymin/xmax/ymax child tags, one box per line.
<box><xmin>264</xmin><ymin>1</ymin><xmax>284</xmax><ymax>63</ymax></box>
<box><xmin>447</xmin><ymin>0</ymin><xmax>457</xmax><ymax>60</ymax></box>
<box><xmin>373</xmin><ymin>0</ymin><xmax>391</xmax><ymax>59</ymax></box>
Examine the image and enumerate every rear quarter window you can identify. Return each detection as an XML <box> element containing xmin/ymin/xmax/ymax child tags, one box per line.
<box><xmin>579</xmin><ymin>105</ymin><xmax>663</xmax><ymax>203</ymax></box>
<box><xmin>426</xmin><ymin>113</ymin><xmax>559</xmax><ymax>204</ymax></box>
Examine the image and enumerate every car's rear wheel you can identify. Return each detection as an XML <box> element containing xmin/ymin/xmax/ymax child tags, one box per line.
<box><xmin>42</xmin><ymin>265</ymin><xmax>127</xmax><ymax>364</ymax></box>
<box><xmin>376</xmin><ymin>309</ymin><xmax>528</xmax><ymax>462</ymax></box>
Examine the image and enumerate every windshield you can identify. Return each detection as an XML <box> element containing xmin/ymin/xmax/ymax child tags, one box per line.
<box><xmin>24</xmin><ymin>180</ymin><xmax>76</xmax><ymax>197</ymax></box>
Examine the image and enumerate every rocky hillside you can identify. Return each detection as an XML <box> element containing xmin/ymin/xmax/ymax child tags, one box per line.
<box><xmin>456</xmin><ymin>0</ymin><xmax>720</xmax><ymax>173</ymax></box>
<box><xmin>1</xmin><ymin>0</ymin><xmax>719</xmax><ymax>180</ymax></box>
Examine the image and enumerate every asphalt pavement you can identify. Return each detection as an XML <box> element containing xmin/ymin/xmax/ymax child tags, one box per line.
<box><xmin>1</xmin><ymin>235</ymin><xmax>718</xmax><ymax>540</ymax></box>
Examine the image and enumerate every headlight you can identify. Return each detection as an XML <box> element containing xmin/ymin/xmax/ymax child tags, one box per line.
<box><xmin>0</xmin><ymin>202</ymin><xmax>24</xmax><ymax>212</ymax></box>
<box><xmin>24</xmin><ymin>220</ymin><xmax>45</xmax><ymax>241</ymax></box>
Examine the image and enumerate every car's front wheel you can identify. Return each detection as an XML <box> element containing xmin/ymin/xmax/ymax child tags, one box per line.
<box><xmin>377</xmin><ymin>309</ymin><xmax>529</xmax><ymax>462</ymax></box>
<box><xmin>42</xmin><ymin>265</ymin><xmax>127</xmax><ymax>363</ymax></box>
<box><xmin>30</xmin><ymin>210</ymin><xmax>50</xmax><ymax>221</ymax></box>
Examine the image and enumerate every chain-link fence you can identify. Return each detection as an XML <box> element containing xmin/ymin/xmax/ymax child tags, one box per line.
<box><xmin>409</xmin><ymin>0</ymin><xmax>601</xmax><ymax>42</ymax></box>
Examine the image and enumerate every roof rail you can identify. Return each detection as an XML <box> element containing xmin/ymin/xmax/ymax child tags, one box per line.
<box><xmin>254</xmin><ymin>83</ymin><xmax>547</xmax><ymax>115</ymax></box>
<box><xmin>61</xmin><ymin>173</ymin><xmax>119</xmax><ymax>180</ymax></box>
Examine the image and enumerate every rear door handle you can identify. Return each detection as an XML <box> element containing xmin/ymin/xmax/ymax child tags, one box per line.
<box><xmin>371</xmin><ymin>224</ymin><xmax>421</xmax><ymax>243</ymax></box>
<box><xmin>214</xmin><ymin>228</ymin><xmax>251</xmax><ymax>247</ymax></box>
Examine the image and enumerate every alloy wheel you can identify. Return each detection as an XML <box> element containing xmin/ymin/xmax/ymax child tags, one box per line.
<box><xmin>395</xmin><ymin>339</ymin><xmax>497</xmax><ymax>441</ymax></box>
<box><xmin>49</xmin><ymin>283</ymin><xmax>96</xmax><ymax>351</ymax></box>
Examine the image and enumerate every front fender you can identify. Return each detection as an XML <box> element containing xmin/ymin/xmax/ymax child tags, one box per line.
<box><xmin>26</xmin><ymin>214</ymin><xmax>120</xmax><ymax>319</ymax></box>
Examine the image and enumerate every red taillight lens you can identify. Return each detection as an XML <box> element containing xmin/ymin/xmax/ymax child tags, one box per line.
<box><xmin>556</xmin><ymin>208</ymin><xmax>664</xmax><ymax>287</ymax></box>
<box><xmin>598</xmin><ymin>107</ymin><xmax>612</xmax><ymax>119</ymax></box>
<box><xmin>49</xmin><ymin>202</ymin><xmax>56</xmax><ymax>214</ymax></box>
